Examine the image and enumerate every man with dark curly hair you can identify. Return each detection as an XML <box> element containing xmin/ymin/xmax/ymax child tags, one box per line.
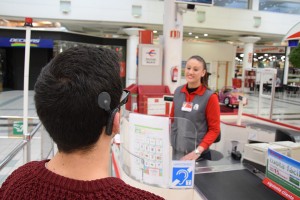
<box><xmin>0</xmin><ymin>46</ymin><xmax>164</xmax><ymax>200</ymax></box>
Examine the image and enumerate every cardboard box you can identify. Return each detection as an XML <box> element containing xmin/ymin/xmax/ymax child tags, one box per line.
<box><xmin>243</xmin><ymin>143</ymin><xmax>289</xmax><ymax>166</ymax></box>
<box><xmin>272</xmin><ymin>141</ymin><xmax>300</xmax><ymax>161</ymax></box>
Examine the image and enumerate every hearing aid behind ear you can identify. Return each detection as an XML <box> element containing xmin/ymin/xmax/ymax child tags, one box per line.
<box><xmin>98</xmin><ymin>92</ymin><xmax>114</xmax><ymax>136</ymax></box>
<box><xmin>105</xmin><ymin>109</ymin><xmax>118</xmax><ymax>136</ymax></box>
<box><xmin>98</xmin><ymin>92</ymin><xmax>111</xmax><ymax>112</ymax></box>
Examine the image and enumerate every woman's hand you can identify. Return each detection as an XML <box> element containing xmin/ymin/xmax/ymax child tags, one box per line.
<box><xmin>180</xmin><ymin>146</ymin><xmax>204</xmax><ymax>160</ymax></box>
<box><xmin>180</xmin><ymin>151</ymin><xmax>200</xmax><ymax>160</ymax></box>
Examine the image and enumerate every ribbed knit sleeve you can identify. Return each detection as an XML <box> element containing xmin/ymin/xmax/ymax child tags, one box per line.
<box><xmin>0</xmin><ymin>160</ymin><xmax>164</xmax><ymax>200</ymax></box>
<box><xmin>200</xmin><ymin>93</ymin><xmax>220</xmax><ymax>150</ymax></box>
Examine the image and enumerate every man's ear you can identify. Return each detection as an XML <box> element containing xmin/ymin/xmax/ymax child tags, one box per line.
<box><xmin>111</xmin><ymin>112</ymin><xmax>120</xmax><ymax>136</ymax></box>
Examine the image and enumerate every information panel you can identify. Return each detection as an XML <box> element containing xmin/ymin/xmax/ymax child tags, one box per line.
<box><xmin>263</xmin><ymin>148</ymin><xmax>300</xmax><ymax>200</ymax></box>
<box><xmin>129</xmin><ymin>113</ymin><xmax>170</xmax><ymax>187</ymax></box>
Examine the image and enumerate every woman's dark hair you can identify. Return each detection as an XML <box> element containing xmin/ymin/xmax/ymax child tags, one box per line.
<box><xmin>34</xmin><ymin>46</ymin><xmax>122</xmax><ymax>153</ymax></box>
<box><xmin>187</xmin><ymin>55</ymin><xmax>209</xmax><ymax>88</ymax></box>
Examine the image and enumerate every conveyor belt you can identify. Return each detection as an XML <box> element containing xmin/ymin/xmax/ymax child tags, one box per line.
<box><xmin>194</xmin><ymin>169</ymin><xmax>284</xmax><ymax>200</ymax></box>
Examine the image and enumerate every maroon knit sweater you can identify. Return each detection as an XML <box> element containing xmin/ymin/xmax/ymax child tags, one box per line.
<box><xmin>0</xmin><ymin>160</ymin><xmax>164</xmax><ymax>200</ymax></box>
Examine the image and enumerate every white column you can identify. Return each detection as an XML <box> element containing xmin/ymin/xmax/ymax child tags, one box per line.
<box><xmin>23</xmin><ymin>18</ymin><xmax>32</xmax><ymax>163</ymax></box>
<box><xmin>283</xmin><ymin>47</ymin><xmax>290</xmax><ymax>85</ymax></box>
<box><xmin>238</xmin><ymin>36</ymin><xmax>260</xmax><ymax>92</ymax></box>
<box><xmin>163</xmin><ymin>0</ymin><xmax>183</xmax><ymax>93</ymax></box>
<box><xmin>123</xmin><ymin>28</ymin><xmax>141</xmax><ymax>87</ymax></box>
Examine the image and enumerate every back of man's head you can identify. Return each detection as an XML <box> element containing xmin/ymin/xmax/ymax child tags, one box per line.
<box><xmin>34</xmin><ymin>46</ymin><xmax>122</xmax><ymax>153</ymax></box>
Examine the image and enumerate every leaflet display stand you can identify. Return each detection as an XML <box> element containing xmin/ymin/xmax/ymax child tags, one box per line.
<box><xmin>125</xmin><ymin>84</ymin><xmax>171</xmax><ymax>116</ymax></box>
<box><xmin>137</xmin><ymin>85</ymin><xmax>171</xmax><ymax>115</ymax></box>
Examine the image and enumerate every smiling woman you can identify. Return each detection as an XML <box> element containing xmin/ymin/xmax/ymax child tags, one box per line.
<box><xmin>170</xmin><ymin>55</ymin><xmax>220</xmax><ymax>161</ymax></box>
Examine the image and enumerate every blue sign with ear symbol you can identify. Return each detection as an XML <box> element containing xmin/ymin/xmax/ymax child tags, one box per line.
<box><xmin>170</xmin><ymin>160</ymin><xmax>195</xmax><ymax>188</ymax></box>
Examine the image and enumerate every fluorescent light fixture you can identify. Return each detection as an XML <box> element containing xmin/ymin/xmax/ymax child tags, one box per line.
<box><xmin>253</xmin><ymin>16</ymin><xmax>261</xmax><ymax>28</ymax></box>
<box><xmin>204</xmin><ymin>33</ymin><xmax>208</xmax><ymax>37</ymax></box>
<box><xmin>60</xmin><ymin>0</ymin><xmax>71</xmax><ymax>13</ymax></box>
<box><xmin>132</xmin><ymin>5</ymin><xmax>142</xmax><ymax>18</ymax></box>
<box><xmin>153</xmin><ymin>30</ymin><xmax>158</xmax><ymax>33</ymax></box>
<box><xmin>195</xmin><ymin>36</ymin><xmax>199</xmax><ymax>39</ymax></box>
<box><xmin>197</xmin><ymin>11</ymin><xmax>205</xmax><ymax>23</ymax></box>
<box><xmin>188</xmin><ymin>32</ymin><xmax>192</xmax><ymax>35</ymax></box>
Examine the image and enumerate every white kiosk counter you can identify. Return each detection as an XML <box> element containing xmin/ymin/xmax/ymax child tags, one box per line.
<box><xmin>112</xmin><ymin>112</ymin><xmax>300</xmax><ymax>200</ymax></box>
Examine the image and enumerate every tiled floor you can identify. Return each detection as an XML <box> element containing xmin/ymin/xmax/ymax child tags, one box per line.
<box><xmin>0</xmin><ymin>90</ymin><xmax>299</xmax><ymax>186</ymax></box>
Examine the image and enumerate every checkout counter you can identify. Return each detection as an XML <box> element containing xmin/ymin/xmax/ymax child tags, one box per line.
<box><xmin>112</xmin><ymin>111</ymin><xmax>300</xmax><ymax>200</ymax></box>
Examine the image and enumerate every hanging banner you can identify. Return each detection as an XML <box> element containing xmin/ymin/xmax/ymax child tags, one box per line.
<box><xmin>248</xmin><ymin>52</ymin><xmax>253</xmax><ymax>63</ymax></box>
<box><xmin>244</xmin><ymin>70</ymin><xmax>256</xmax><ymax>90</ymax></box>
<box><xmin>237</xmin><ymin>46</ymin><xmax>286</xmax><ymax>54</ymax></box>
<box><xmin>0</xmin><ymin>37</ymin><xmax>53</xmax><ymax>48</ymax></box>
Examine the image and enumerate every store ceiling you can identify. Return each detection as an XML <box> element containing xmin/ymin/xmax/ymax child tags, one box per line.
<box><xmin>0</xmin><ymin>18</ymin><xmax>285</xmax><ymax>46</ymax></box>
<box><xmin>60</xmin><ymin>20</ymin><xmax>285</xmax><ymax>46</ymax></box>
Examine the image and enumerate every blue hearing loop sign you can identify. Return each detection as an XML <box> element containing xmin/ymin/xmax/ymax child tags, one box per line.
<box><xmin>170</xmin><ymin>160</ymin><xmax>195</xmax><ymax>188</ymax></box>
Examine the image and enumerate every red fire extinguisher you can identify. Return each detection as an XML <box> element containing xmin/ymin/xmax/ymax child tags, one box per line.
<box><xmin>171</xmin><ymin>66</ymin><xmax>178</xmax><ymax>82</ymax></box>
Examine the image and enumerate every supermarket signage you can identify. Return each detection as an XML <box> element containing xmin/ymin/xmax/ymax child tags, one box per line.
<box><xmin>0</xmin><ymin>37</ymin><xmax>53</xmax><ymax>48</ymax></box>
<box><xmin>170</xmin><ymin>160</ymin><xmax>195</xmax><ymax>189</ymax></box>
<box><xmin>263</xmin><ymin>148</ymin><xmax>300</xmax><ymax>200</ymax></box>
<box><xmin>141</xmin><ymin>47</ymin><xmax>160</xmax><ymax>66</ymax></box>
<box><xmin>236</xmin><ymin>46</ymin><xmax>286</xmax><ymax>54</ymax></box>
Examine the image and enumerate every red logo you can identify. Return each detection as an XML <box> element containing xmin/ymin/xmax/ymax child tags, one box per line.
<box><xmin>147</xmin><ymin>49</ymin><xmax>156</xmax><ymax>57</ymax></box>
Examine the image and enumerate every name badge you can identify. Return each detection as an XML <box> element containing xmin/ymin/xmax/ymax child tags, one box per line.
<box><xmin>181</xmin><ymin>102</ymin><xmax>193</xmax><ymax>112</ymax></box>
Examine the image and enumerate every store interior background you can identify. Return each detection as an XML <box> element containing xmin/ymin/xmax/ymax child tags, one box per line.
<box><xmin>0</xmin><ymin>1</ymin><xmax>300</xmax><ymax>197</ymax></box>
<box><xmin>1</xmin><ymin>0</ymin><xmax>300</xmax><ymax>92</ymax></box>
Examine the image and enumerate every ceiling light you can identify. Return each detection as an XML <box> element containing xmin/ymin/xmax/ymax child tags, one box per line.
<box><xmin>195</xmin><ymin>36</ymin><xmax>199</xmax><ymax>39</ymax></box>
<box><xmin>188</xmin><ymin>32</ymin><xmax>192</xmax><ymax>35</ymax></box>
<box><xmin>253</xmin><ymin>16</ymin><xmax>261</xmax><ymax>28</ymax></box>
<box><xmin>132</xmin><ymin>5</ymin><xmax>142</xmax><ymax>18</ymax></box>
<box><xmin>60</xmin><ymin>0</ymin><xmax>71</xmax><ymax>13</ymax></box>
<box><xmin>204</xmin><ymin>33</ymin><xmax>208</xmax><ymax>37</ymax></box>
<box><xmin>197</xmin><ymin>11</ymin><xmax>206</xmax><ymax>23</ymax></box>
<box><xmin>153</xmin><ymin>30</ymin><xmax>157</xmax><ymax>33</ymax></box>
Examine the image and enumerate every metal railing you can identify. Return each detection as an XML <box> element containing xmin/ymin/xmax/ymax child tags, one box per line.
<box><xmin>0</xmin><ymin>119</ymin><xmax>54</xmax><ymax>176</ymax></box>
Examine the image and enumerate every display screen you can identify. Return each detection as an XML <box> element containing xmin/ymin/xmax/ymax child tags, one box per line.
<box><xmin>175</xmin><ymin>0</ymin><xmax>213</xmax><ymax>5</ymax></box>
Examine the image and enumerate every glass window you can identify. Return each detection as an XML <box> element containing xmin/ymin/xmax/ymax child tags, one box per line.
<box><xmin>259</xmin><ymin>0</ymin><xmax>300</xmax><ymax>15</ymax></box>
<box><xmin>214</xmin><ymin>0</ymin><xmax>248</xmax><ymax>9</ymax></box>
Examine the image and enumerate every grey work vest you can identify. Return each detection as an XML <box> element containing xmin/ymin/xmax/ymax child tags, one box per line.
<box><xmin>171</xmin><ymin>85</ymin><xmax>214</xmax><ymax>154</ymax></box>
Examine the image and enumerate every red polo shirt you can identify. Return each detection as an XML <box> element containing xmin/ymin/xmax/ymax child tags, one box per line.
<box><xmin>170</xmin><ymin>85</ymin><xmax>220</xmax><ymax>150</ymax></box>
